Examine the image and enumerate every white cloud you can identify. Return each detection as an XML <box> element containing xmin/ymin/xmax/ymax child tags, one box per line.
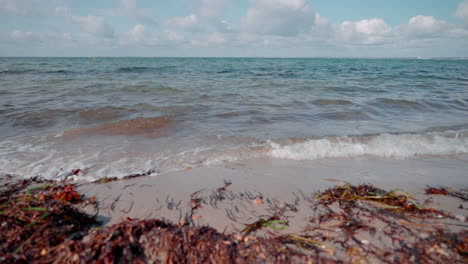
<box><xmin>121</xmin><ymin>24</ymin><xmax>158</xmax><ymax>45</ymax></box>
<box><xmin>455</xmin><ymin>0</ymin><xmax>468</xmax><ymax>23</ymax></box>
<box><xmin>336</xmin><ymin>18</ymin><xmax>392</xmax><ymax>45</ymax></box>
<box><xmin>8</xmin><ymin>29</ymin><xmax>72</xmax><ymax>46</ymax></box>
<box><xmin>10</xmin><ymin>30</ymin><xmax>34</xmax><ymax>40</ymax></box>
<box><xmin>165</xmin><ymin>31</ymin><xmax>185</xmax><ymax>42</ymax></box>
<box><xmin>99</xmin><ymin>0</ymin><xmax>156</xmax><ymax>25</ymax></box>
<box><xmin>55</xmin><ymin>6</ymin><xmax>114</xmax><ymax>39</ymax></box>
<box><xmin>71</xmin><ymin>15</ymin><xmax>114</xmax><ymax>39</ymax></box>
<box><xmin>242</xmin><ymin>0</ymin><xmax>315</xmax><ymax>36</ymax></box>
<box><xmin>55</xmin><ymin>6</ymin><xmax>71</xmax><ymax>17</ymax></box>
<box><xmin>405</xmin><ymin>15</ymin><xmax>448</xmax><ymax>38</ymax></box>
<box><xmin>167</xmin><ymin>14</ymin><xmax>200</xmax><ymax>31</ymax></box>
<box><xmin>0</xmin><ymin>0</ymin><xmax>63</xmax><ymax>16</ymax></box>
<box><xmin>2</xmin><ymin>1</ymin><xmax>468</xmax><ymax>57</ymax></box>
<box><xmin>126</xmin><ymin>24</ymin><xmax>148</xmax><ymax>43</ymax></box>
<box><xmin>192</xmin><ymin>32</ymin><xmax>227</xmax><ymax>46</ymax></box>
<box><xmin>120</xmin><ymin>24</ymin><xmax>187</xmax><ymax>47</ymax></box>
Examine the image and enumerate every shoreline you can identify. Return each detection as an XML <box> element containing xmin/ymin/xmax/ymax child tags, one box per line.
<box><xmin>73</xmin><ymin>157</ymin><xmax>468</xmax><ymax>238</ymax></box>
<box><xmin>1</xmin><ymin>157</ymin><xmax>467</xmax><ymax>263</ymax></box>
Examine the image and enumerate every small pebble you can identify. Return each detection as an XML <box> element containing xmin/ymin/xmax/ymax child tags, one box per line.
<box><xmin>253</xmin><ymin>196</ymin><xmax>263</xmax><ymax>205</ymax></box>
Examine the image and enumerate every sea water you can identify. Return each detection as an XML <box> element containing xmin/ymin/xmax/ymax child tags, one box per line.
<box><xmin>0</xmin><ymin>57</ymin><xmax>467</xmax><ymax>180</ymax></box>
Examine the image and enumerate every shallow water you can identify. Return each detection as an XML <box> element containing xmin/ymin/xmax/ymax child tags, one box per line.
<box><xmin>0</xmin><ymin>57</ymin><xmax>467</xmax><ymax>180</ymax></box>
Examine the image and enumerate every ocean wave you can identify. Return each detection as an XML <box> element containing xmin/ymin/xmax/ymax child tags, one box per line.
<box><xmin>0</xmin><ymin>69</ymin><xmax>75</xmax><ymax>75</ymax></box>
<box><xmin>9</xmin><ymin>109</ymin><xmax>78</xmax><ymax>128</ymax></box>
<box><xmin>373</xmin><ymin>98</ymin><xmax>425</xmax><ymax>110</ymax></box>
<box><xmin>1</xmin><ymin>130</ymin><xmax>467</xmax><ymax>181</ymax></box>
<box><xmin>316</xmin><ymin>110</ymin><xmax>371</xmax><ymax>121</ymax></box>
<box><xmin>312</xmin><ymin>99</ymin><xmax>354</xmax><ymax>106</ymax></box>
<box><xmin>61</xmin><ymin>116</ymin><xmax>173</xmax><ymax>139</ymax></box>
<box><xmin>269</xmin><ymin>131</ymin><xmax>468</xmax><ymax>160</ymax></box>
<box><xmin>120</xmin><ymin>84</ymin><xmax>184</xmax><ymax>94</ymax></box>
<box><xmin>116</xmin><ymin>66</ymin><xmax>175</xmax><ymax>73</ymax></box>
<box><xmin>78</xmin><ymin>106</ymin><xmax>129</xmax><ymax>122</ymax></box>
<box><xmin>0</xmin><ymin>69</ymin><xmax>38</xmax><ymax>75</ymax></box>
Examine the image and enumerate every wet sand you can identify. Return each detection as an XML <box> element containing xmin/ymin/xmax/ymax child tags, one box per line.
<box><xmin>78</xmin><ymin>156</ymin><xmax>468</xmax><ymax>233</ymax></box>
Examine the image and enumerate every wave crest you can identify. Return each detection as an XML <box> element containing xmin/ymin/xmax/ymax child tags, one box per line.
<box><xmin>269</xmin><ymin>132</ymin><xmax>468</xmax><ymax>160</ymax></box>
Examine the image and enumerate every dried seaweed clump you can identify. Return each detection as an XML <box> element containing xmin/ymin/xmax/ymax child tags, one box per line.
<box><xmin>307</xmin><ymin>184</ymin><xmax>466</xmax><ymax>263</ymax></box>
<box><xmin>316</xmin><ymin>184</ymin><xmax>447</xmax><ymax>216</ymax></box>
<box><xmin>0</xmin><ymin>179</ymin><xmax>99</xmax><ymax>263</ymax></box>
<box><xmin>1</xmin><ymin>180</ymin><xmax>466</xmax><ymax>264</ymax></box>
<box><xmin>49</xmin><ymin>219</ymin><xmax>337</xmax><ymax>264</ymax></box>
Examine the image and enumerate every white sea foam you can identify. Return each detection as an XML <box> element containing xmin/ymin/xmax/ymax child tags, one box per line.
<box><xmin>1</xmin><ymin>131</ymin><xmax>467</xmax><ymax>182</ymax></box>
<box><xmin>269</xmin><ymin>132</ymin><xmax>468</xmax><ymax>160</ymax></box>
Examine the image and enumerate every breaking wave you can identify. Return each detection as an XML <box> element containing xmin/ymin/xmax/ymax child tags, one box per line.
<box><xmin>268</xmin><ymin>131</ymin><xmax>468</xmax><ymax>160</ymax></box>
<box><xmin>0</xmin><ymin>130</ymin><xmax>466</xmax><ymax>181</ymax></box>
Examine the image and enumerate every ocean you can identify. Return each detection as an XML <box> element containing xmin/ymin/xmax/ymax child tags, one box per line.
<box><xmin>0</xmin><ymin>57</ymin><xmax>467</xmax><ymax>181</ymax></box>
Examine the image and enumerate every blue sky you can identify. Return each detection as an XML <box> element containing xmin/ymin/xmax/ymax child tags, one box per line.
<box><xmin>1</xmin><ymin>0</ymin><xmax>468</xmax><ymax>57</ymax></box>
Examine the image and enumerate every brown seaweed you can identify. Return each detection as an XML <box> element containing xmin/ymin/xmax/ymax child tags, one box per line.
<box><xmin>0</xmin><ymin>180</ymin><xmax>466</xmax><ymax>263</ymax></box>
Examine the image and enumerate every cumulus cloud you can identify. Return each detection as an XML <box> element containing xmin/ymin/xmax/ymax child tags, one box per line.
<box><xmin>71</xmin><ymin>15</ymin><xmax>114</xmax><ymax>38</ymax></box>
<box><xmin>404</xmin><ymin>15</ymin><xmax>449</xmax><ymax>38</ymax></box>
<box><xmin>125</xmin><ymin>24</ymin><xmax>148</xmax><ymax>43</ymax></box>
<box><xmin>120</xmin><ymin>24</ymin><xmax>187</xmax><ymax>47</ymax></box>
<box><xmin>0</xmin><ymin>0</ymin><xmax>62</xmax><ymax>16</ymax></box>
<box><xmin>2</xmin><ymin>0</ymin><xmax>468</xmax><ymax>57</ymax></box>
<box><xmin>167</xmin><ymin>14</ymin><xmax>201</xmax><ymax>31</ymax></box>
<box><xmin>455</xmin><ymin>0</ymin><xmax>468</xmax><ymax>23</ymax></box>
<box><xmin>242</xmin><ymin>0</ymin><xmax>315</xmax><ymax>36</ymax></box>
<box><xmin>121</xmin><ymin>24</ymin><xmax>160</xmax><ymax>46</ymax></box>
<box><xmin>336</xmin><ymin>18</ymin><xmax>392</xmax><ymax>45</ymax></box>
<box><xmin>56</xmin><ymin>7</ymin><xmax>114</xmax><ymax>39</ymax></box>
<box><xmin>10</xmin><ymin>30</ymin><xmax>34</xmax><ymax>40</ymax></box>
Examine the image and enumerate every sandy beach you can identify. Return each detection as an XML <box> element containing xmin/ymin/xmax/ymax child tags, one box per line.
<box><xmin>2</xmin><ymin>155</ymin><xmax>467</xmax><ymax>263</ymax></box>
<box><xmin>78</xmin><ymin>156</ymin><xmax>468</xmax><ymax>232</ymax></box>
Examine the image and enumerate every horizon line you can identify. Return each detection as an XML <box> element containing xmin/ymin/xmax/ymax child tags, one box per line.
<box><xmin>1</xmin><ymin>56</ymin><xmax>467</xmax><ymax>59</ymax></box>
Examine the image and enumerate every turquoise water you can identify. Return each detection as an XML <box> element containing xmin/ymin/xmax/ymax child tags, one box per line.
<box><xmin>0</xmin><ymin>58</ymin><xmax>467</xmax><ymax>180</ymax></box>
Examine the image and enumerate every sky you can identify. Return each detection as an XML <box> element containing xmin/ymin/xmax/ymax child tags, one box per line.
<box><xmin>1</xmin><ymin>0</ymin><xmax>468</xmax><ymax>57</ymax></box>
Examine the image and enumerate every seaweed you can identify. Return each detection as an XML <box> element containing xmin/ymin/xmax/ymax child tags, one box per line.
<box><xmin>426</xmin><ymin>186</ymin><xmax>468</xmax><ymax>201</ymax></box>
<box><xmin>0</xmin><ymin>179</ymin><xmax>99</xmax><ymax>263</ymax></box>
<box><xmin>0</xmin><ymin>179</ymin><xmax>465</xmax><ymax>263</ymax></box>
<box><xmin>315</xmin><ymin>184</ymin><xmax>449</xmax><ymax>216</ymax></box>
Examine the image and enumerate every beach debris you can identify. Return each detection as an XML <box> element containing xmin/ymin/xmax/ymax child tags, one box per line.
<box><xmin>253</xmin><ymin>195</ymin><xmax>264</xmax><ymax>205</ymax></box>
<box><xmin>426</xmin><ymin>186</ymin><xmax>468</xmax><ymax>201</ymax></box>
<box><xmin>315</xmin><ymin>184</ymin><xmax>450</xmax><ymax>216</ymax></box>
<box><xmin>93</xmin><ymin>176</ymin><xmax>118</xmax><ymax>184</ymax></box>
<box><xmin>241</xmin><ymin>217</ymin><xmax>288</xmax><ymax>236</ymax></box>
<box><xmin>324</xmin><ymin>178</ymin><xmax>347</xmax><ymax>183</ymax></box>
<box><xmin>92</xmin><ymin>169</ymin><xmax>157</xmax><ymax>184</ymax></box>
<box><xmin>53</xmin><ymin>184</ymin><xmax>81</xmax><ymax>202</ymax></box>
<box><xmin>122</xmin><ymin>169</ymin><xmax>157</xmax><ymax>180</ymax></box>
<box><xmin>425</xmin><ymin>187</ymin><xmax>449</xmax><ymax>195</ymax></box>
<box><xmin>1</xmin><ymin>179</ymin><xmax>466</xmax><ymax>263</ymax></box>
<box><xmin>217</xmin><ymin>179</ymin><xmax>232</xmax><ymax>193</ymax></box>
<box><xmin>190</xmin><ymin>189</ymin><xmax>205</xmax><ymax>210</ymax></box>
<box><xmin>0</xmin><ymin>178</ymin><xmax>99</xmax><ymax>263</ymax></box>
<box><xmin>192</xmin><ymin>214</ymin><xmax>202</xmax><ymax>220</ymax></box>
